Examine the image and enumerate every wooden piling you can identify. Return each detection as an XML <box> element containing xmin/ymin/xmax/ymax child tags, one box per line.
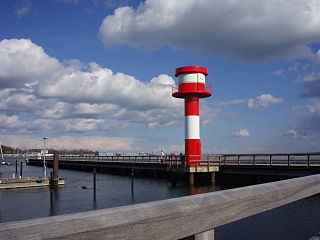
<box><xmin>210</xmin><ymin>172</ymin><xmax>215</xmax><ymax>184</ymax></box>
<box><xmin>52</xmin><ymin>151</ymin><xmax>59</xmax><ymax>186</ymax></box>
<box><xmin>189</xmin><ymin>173</ymin><xmax>195</xmax><ymax>185</ymax></box>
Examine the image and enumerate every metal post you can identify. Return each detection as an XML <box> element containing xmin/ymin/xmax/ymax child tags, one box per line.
<box><xmin>131</xmin><ymin>167</ymin><xmax>134</xmax><ymax>196</ymax></box>
<box><xmin>93</xmin><ymin>168</ymin><xmax>96</xmax><ymax>201</ymax></box>
<box><xmin>19</xmin><ymin>161</ymin><xmax>23</xmax><ymax>179</ymax></box>
<box><xmin>15</xmin><ymin>160</ymin><xmax>18</xmax><ymax>175</ymax></box>
<box><xmin>43</xmin><ymin>137</ymin><xmax>48</xmax><ymax>178</ymax></box>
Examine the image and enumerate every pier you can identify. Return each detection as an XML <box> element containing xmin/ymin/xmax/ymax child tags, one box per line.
<box><xmin>1</xmin><ymin>173</ymin><xmax>319</xmax><ymax>239</ymax></box>
<box><xmin>0</xmin><ymin>151</ymin><xmax>64</xmax><ymax>189</ymax></box>
<box><xmin>27</xmin><ymin>153</ymin><xmax>320</xmax><ymax>184</ymax></box>
<box><xmin>0</xmin><ymin>178</ymin><xmax>65</xmax><ymax>189</ymax></box>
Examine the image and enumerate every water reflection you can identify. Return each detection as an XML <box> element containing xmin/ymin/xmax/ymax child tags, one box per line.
<box><xmin>49</xmin><ymin>187</ymin><xmax>60</xmax><ymax>216</ymax></box>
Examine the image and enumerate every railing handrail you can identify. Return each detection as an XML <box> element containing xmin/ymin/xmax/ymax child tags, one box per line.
<box><xmin>39</xmin><ymin>153</ymin><xmax>320</xmax><ymax>168</ymax></box>
<box><xmin>1</xmin><ymin>174</ymin><xmax>320</xmax><ymax>240</ymax></box>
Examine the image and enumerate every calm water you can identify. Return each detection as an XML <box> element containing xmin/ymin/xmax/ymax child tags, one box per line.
<box><xmin>0</xmin><ymin>157</ymin><xmax>319</xmax><ymax>240</ymax></box>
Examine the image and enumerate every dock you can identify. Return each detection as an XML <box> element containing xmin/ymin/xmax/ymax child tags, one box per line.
<box><xmin>0</xmin><ymin>178</ymin><xmax>65</xmax><ymax>189</ymax></box>
<box><xmin>26</xmin><ymin>153</ymin><xmax>320</xmax><ymax>185</ymax></box>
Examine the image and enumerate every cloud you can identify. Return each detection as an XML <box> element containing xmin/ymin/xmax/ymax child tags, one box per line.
<box><xmin>0</xmin><ymin>114</ymin><xmax>24</xmax><ymax>129</ymax></box>
<box><xmin>292</xmin><ymin>99</ymin><xmax>320</xmax><ymax>133</ymax></box>
<box><xmin>15</xmin><ymin>0</ymin><xmax>32</xmax><ymax>19</ymax></box>
<box><xmin>99</xmin><ymin>0</ymin><xmax>320</xmax><ymax>62</ymax></box>
<box><xmin>36</xmin><ymin>63</ymin><xmax>178</xmax><ymax>110</ymax></box>
<box><xmin>299</xmin><ymin>51</ymin><xmax>320</xmax><ymax>98</ymax></box>
<box><xmin>0</xmin><ymin>135</ymin><xmax>135</xmax><ymax>151</ymax></box>
<box><xmin>0</xmin><ymin>39</ymin><xmax>62</xmax><ymax>89</ymax></box>
<box><xmin>232</xmin><ymin>128</ymin><xmax>250</xmax><ymax>137</ymax></box>
<box><xmin>272</xmin><ymin>69</ymin><xmax>284</xmax><ymax>76</ymax></box>
<box><xmin>248</xmin><ymin>94</ymin><xmax>283</xmax><ymax>109</ymax></box>
<box><xmin>0</xmin><ymin>89</ymin><xmax>43</xmax><ymax>113</ymax></box>
<box><xmin>39</xmin><ymin>102</ymin><xmax>118</xmax><ymax>119</ymax></box>
<box><xmin>278</xmin><ymin>129</ymin><xmax>306</xmax><ymax>139</ymax></box>
<box><xmin>281</xmin><ymin>99</ymin><xmax>320</xmax><ymax>141</ymax></box>
<box><xmin>0</xmin><ymin>38</ymin><xmax>184</xmax><ymax>135</ymax></box>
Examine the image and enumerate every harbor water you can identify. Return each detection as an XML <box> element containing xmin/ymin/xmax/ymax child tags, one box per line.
<box><xmin>0</xmin><ymin>157</ymin><xmax>319</xmax><ymax>240</ymax></box>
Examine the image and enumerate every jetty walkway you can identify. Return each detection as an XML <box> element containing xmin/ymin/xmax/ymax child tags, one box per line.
<box><xmin>27</xmin><ymin>153</ymin><xmax>320</xmax><ymax>184</ymax></box>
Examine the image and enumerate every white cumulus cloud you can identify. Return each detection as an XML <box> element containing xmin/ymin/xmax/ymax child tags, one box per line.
<box><xmin>99</xmin><ymin>0</ymin><xmax>320</xmax><ymax>62</ymax></box>
<box><xmin>248</xmin><ymin>94</ymin><xmax>283</xmax><ymax>109</ymax></box>
<box><xmin>0</xmin><ymin>39</ymin><xmax>62</xmax><ymax>89</ymax></box>
<box><xmin>0</xmin><ymin>38</ymin><xmax>184</xmax><ymax>133</ymax></box>
<box><xmin>232</xmin><ymin>128</ymin><xmax>251</xmax><ymax>137</ymax></box>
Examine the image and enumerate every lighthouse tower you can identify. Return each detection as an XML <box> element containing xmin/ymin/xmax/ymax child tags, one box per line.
<box><xmin>172</xmin><ymin>66</ymin><xmax>212</xmax><ymax>165</ymax></box>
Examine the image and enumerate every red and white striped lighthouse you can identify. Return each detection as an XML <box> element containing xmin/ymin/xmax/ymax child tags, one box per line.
<box><xmin>172</xmin><ymin>66</ymin><xmax>212</xmax><ymax>165</ymax></box>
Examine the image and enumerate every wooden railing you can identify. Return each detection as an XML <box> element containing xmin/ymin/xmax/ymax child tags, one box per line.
<box><xmin>41</xmin><ymin>153</ymin><xmax>320</xmax><ymax>168</ymax></box>
<box><xmin>1</xmin><ymin>174</ymin><xmax>320</xmax><ymax>239</ymax></box>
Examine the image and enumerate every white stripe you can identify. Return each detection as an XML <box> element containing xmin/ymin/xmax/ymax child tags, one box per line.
<box><xmin>185</xmin><ymin>116</ymin><xmax>200</xmax><ymax>139</ymax></box>
<box><xmin>178</xmin><ymin>73</ymin><xmax>205</xmax><ymax>84</ymax></box>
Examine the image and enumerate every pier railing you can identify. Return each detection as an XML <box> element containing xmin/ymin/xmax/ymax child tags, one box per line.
<box><xmin>43</xmin><ymin>153</ymin><xmax>320</xmax><ymax>168</ymax></box>
<box><xmin>1</xmin><ymin>174</ymin><xmax>320</xmax><ymax>239</ymax></box>
<box><xmin>214</xmin><ymin>153</ymin><xmax>320</xmax><ymax>167</ymax></box>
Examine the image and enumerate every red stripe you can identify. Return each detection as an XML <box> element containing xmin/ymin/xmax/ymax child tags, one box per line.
<box><xmin>185</xmin><ymin>139</ymin><xmax>201</xmax><ymax>165</ymax></box>
<box><xmin>175</xmin><ymin>66</ymin><xmax>208</xmax><ymax>77</ymax></box>
<box><xmin>178</xmin><ymin>82</ymin><xmax>206</xmax><ymax>93</ymax></box>
<box><xmin>185</xmin><ymin>96</ymin><xmax>199</xmax><ymax>116</ymax></box>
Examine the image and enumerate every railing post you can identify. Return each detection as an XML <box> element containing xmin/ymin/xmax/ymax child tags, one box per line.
<box><xmin>253</xmin><ymin>155</ymin><xmax>255</xmax><ymax>166</ymax></box>
<box><xmin>307</xmin><ymin>154</ymin><xmax>310</xmax><ymax>167</ymax></box>
<box><xmin>288</xmin><ymin>155</ymin><xmax>290</xmax><ymax>167</ymax></box>
<box><xmin>237</xmin><ymin>155</ymin><xmax>240</xmax><ymax>165</ymax></box>
<box><xmin>182</xmin><ymin>229</ymin><xmax>215</xmax><ymax>240</ymax></box>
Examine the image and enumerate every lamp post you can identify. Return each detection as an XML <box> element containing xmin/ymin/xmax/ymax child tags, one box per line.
<box><xmin>43</xmin><ymin>137</ymin><xmax>48</xmax><ymax>178</ymax></box>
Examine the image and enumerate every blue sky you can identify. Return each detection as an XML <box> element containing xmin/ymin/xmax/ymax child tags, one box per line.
<box><xmin>0</xmin><ymin>0</ymin><xmax>320</xmax><ymax>154</ymax></box>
